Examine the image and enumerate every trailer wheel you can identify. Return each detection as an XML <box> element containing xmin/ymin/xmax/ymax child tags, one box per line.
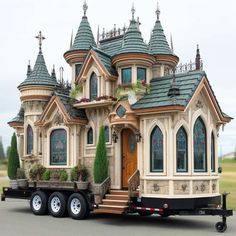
<box><xmin>30</xmin><ymin>191</ymin><xmax>48</xmax><ymax>215</ymax></box>
<box><xmin>138</xmin><ymin>212</ymin><xmax>153</xmax><ymax>217</ymax></box>
<box><xmin>48</xmin><ymin>192</ymin><xmax>67</xmax><ymax>217</ymax></box>
<box><xmin>215</xmin><ymin>222</ymin><xmax>227</xmax><ymax>233</ymax></box>
<box><xmin>67</xmin><ymin>193</ymin><xmax>88</xmax><ymax>220</ymax></box>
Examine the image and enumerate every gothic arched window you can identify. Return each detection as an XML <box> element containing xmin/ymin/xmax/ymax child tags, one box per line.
<box><xmin>176</xmin><ymin>126</ymin><xmax>188</xmax><ymax>172</ymax></box>
<box><xmin>104</xmin><ymin>126</ymin><xmax>109</xmax><ymax>143</ymax></box>
<box><xmin>194</xmin><ymin>117</ymin><xmax>207</xmax><ymax>172</ymax></box>
<box><xmin>90</xmin><ymin>72</ymin><xmax>97</xmax><ymax>100</ymax></box>
<box><xmin>211</xmin><ymin>132</ymin><xmax>215</xmax><ymax>172</ymax></box>
<box><xmin>27</xmin><ymin>125</ymin><xmax>33</xmax><ymax>154</ymax></box>
<box><xmin>87</xmin><ymin>127</ymin><xmax>93</xmax><ymax>144</ymax></box>
<box><xmin>150</xmin><ymin>126</ymin><xmax>163</xmax><ymax>172</ymax></box>
<box><xmin>50</xmin><ymin>129</ymin><xmax>67</xmax><ymax>165</ymax></box>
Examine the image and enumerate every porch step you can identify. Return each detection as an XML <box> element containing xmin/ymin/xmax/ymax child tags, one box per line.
<box><xmin>109</xmin><ymin>190</ymin><xmax>128</xmax><ymax>195</ymax></box>
<box><xmin>102</xmin><ymin>199</ymin><xmax>128</xmax><ymax>206</ymax></box>
<box><xmin>105</xmin><ymin>194</ymin><xmax>129</xmax><ymax>200</ymax></box>
<box><xmin>94</xmin><ymin>209</ymin><xmax>125</xmax><ymax>214</ymax></box>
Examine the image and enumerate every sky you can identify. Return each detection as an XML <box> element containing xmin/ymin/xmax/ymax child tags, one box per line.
<box><xmin>0</xmin><ymin>0</ymin><xmax>235</xmax><ymax>155</ymax></box>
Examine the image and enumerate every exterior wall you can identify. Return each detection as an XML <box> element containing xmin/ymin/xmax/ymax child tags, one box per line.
<box><xmin>138</xmin><ymin>91</ymin><xmax>220</xmax><ymax>199</ymax></box>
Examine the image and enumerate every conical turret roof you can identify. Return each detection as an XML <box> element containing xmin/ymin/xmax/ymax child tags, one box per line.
<box><xmin>18</xmin><ymin>49</ymin><xmax>58</xmax><ymax>88</ymax></box>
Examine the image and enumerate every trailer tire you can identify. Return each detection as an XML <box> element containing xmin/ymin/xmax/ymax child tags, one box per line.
<box><xmin>30</xmin><ymin>191</ymin><xmax>48</xmax><ymax>215</ymax></box>
<box><xmin>138</xmin><ymin>212</ymin><xmax>153</xmax><ymax>216</ymax></box>
<box><xmin>48</xmin><ymin>192</ymin><xmax>67</xmax><ymax>217</ymax></box>
<box><xmin>215</xmin><ymin>222</ymin><xmax>227</xmax><ymax>233</ymax></box>
<box><xmin>67</xmin><ymin>193</ymin><xmax>88</xmax><ymax>220</ymax></box>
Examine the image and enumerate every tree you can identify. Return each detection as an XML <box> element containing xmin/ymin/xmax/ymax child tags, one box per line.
<box><xmin>0</xmin><ymin>138</ymin><xmax>5</xmax><ymax>159</ymax></box>
<box><xmin>7</xmin><ymin>133</ymin><xmax>20</xmax><ymax>180</ymax></box>
<box><xmin>93</xmin><ymin>126</ymin><xmax>108</xmax><ymax>183</ymax></box>
<box><xmin>6</xmin><ymin>146</ymin><xmax>11</xmax><ymax>159</ymax></box>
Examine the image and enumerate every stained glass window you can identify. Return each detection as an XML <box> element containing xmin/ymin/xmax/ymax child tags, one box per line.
<box><xmin>87</xmin><ymin>127</ymin><xmax>93</xmax><ymax>144</ymax></box>
<box><xmin>116</xmin><ymin>105</ymin><xmax>126</xmax><ymax>118</ymax></box>
<box><xmin>50</xmin><ymin>129</ymin><xmax>67</xmax><ymax>165</ymax></box>
<box><xmin>27</xmin><ymin>125</ymin><xmax>33</xmax><ymax>154</ymax></box>
<box><xmin>150</xmin><ymin>126</ymin><xmax>163</xmax><ymax>172</ymax></box>
<box><xmin>90</xmin><ymin>72</ymin><xmax>97</xmax><ymax>100</ymax></box>
<box><xmin>211</xmin><ymin>132</ymin><xmax>215</xmax><ymax>172</ymax></box>
<box><xmin>176</xmin><ymin>127</ymin><xmax>188</xmax><ymax>172</ymax></box>
<box><xmin>194</xmin><ymin>117</ymin><xmax>207</xmax><ymax>172</ymax></box>
<box><xmin>104</xmin><ymin>126</ymin><xmax>109</xmax><ymax>143</ymax></box>
<box><xmin>137</xmin><ymin>67</ymin><xmax>146</xmax><ymax>82</ymax></box>
<box><xmin>121</xmin><ymin>68</ymin><xmax>132</xmax><ymax>84</ymax></box>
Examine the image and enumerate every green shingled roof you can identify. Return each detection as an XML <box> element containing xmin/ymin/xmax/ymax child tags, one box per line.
<box><xmin>119</xmin><ymin>20</ymin><xmax>148</xmax><ymax>54</ymax></box>
<box><xmin>149</xmin><ymin>20</ymin><xmax>173</xmax><ymax>55</ymax></box>
<box><xmin>99</xmin><ymin>35</ymin><xmax>123</xmax><ymax>57</ymax></box>
<box><xmin>71</xmin><ymin>16</ymin><xmax>96</xmax><ymax>50</ymax></box>
<box><xmin>93</xmin><ymin>47</ymin><xmax>117</xmax><ymax>76</ymax></box>
<box><xmin>132</xmin><ymin>70</ymin><xmax>205</xmax><ymax>109</ymax></box>
<box><xmin>9</xmin><ymin>106</ymin><xmax>24</xmax><ymax>123</ymax></box>
<box><xmin>18</xmin><ymin>50</ymin><xmax>58</xmax><ymax>88</ymax></box>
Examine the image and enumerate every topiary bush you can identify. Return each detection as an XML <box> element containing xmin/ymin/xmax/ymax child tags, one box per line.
<box><xmin>93</xmin><ymin>126</ymin><xmax>108</xmax><ymax>183</ymax></box>
<box><xmin>29</xmin><ymin>163</ymin><xmax>46</xmax><ymax>181</ymax></box>
<box><xmin>42</xmin><ymin>170</ymin><xmax>51</xmax><ymax>181</ymax></box>
<box><xmin>59</xmin><ymin>169</ymin><xmax>68</xmax><ymax>181</ymax></box>
<box><xmin>8</xmin><ymin>133</ymin><xmax>20</xmax><ymax>180</ymax></box>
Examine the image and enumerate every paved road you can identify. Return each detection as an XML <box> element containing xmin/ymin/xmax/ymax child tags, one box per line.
<box><xmin>0</xmin><ymin>199</ymin><xmax>235</xmax><ymax>236</ymax></box>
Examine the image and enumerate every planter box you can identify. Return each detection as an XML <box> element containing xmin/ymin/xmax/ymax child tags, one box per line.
<box><xmin>17</xmin><ymin>179</ymin><xmax>28</xmax><ymax>188</ymax></box>
<box><xmin>75</xmin><ymin>181</ymin><xmax>89</xmax><ymax>190</ymax></box>
<box><xmin>34</xmin><ymin>181</ymin><xmax>75</xmax><ymax>189</ymax></box>
<box><xmin>9</xmin><ymin>180</ymin><xmax>18</xmax><ymax>189</ymax></box>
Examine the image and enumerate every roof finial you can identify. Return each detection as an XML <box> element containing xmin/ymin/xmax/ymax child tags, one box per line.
<box><xmin>156</xmin><ymin>1</ymin><xmax>161</xmax><ymax>20</ymax></box>
<box><xmin>70</xmin><ymin>30</ymin><xmax>73</xmax><ymax>49</ymax></box>
<box><xmin>131</xmin><ymin>3</ymin><xmax>135</xmax><ymax>21</ymax></box>
<box><xmin>35</xmin><ymin>31</ymin><xmax>45</xmax><ymax>52</ymax></box>
<box><xmin>195</xmin><ymin>44</ymin><xmax>201</xmax><ymax>70</ymax></box>
<box><xmin>170</xmin><ymin>33</ymin><xmax>174</xmax><ymax>52</ymax></box>
<box><xmin>83</xmin><ymin>1</ymin><xmax>88</xmax><ymax>16</ymax></box>
<box><xmin>26</xmin><ymin>60</ymin><xmax>32</xmax><ymax>77</ymax></box>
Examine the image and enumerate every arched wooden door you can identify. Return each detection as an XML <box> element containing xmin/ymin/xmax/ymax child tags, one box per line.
<box><xmin>122</xmin><ymin>129</ymin><xmax>137</xmax><ymax>188</ymax></box>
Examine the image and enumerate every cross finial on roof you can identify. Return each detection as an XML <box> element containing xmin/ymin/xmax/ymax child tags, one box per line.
<box><xmin>131</xmin><ymin>3</ymin><xmax>135</xmax><ymax>21</ymax></box>
<box><xmin>83</xmin><ymin>0</ymin><xmax>88</xmax><ymax>16</ymax></box>
<box><xmin>156</xmin><ymin>1</ymin><xmax>161</xmax><ymax>20</ymax></box>
<box><xmin>35</xmin><ymin>31</ymin><xmax>45</xmax><ymax>52</ymax></box>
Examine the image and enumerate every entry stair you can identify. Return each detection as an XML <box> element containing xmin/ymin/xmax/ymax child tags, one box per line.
<box><xmin>94</xmin><ymin>190</ymin><xmax>129</xmax><ymax>214</ymax></box>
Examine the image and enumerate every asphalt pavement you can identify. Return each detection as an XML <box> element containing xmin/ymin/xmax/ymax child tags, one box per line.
<box><xmin>0</xmin><ymin>199</ymin><xmax>235</xmax><ymax>236</ymax></box>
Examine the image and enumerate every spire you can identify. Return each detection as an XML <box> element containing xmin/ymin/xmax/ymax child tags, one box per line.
<box><xmin>70</xmin><ymin>2</ymin><xmax>96</xmax><ymax>50</ymax></box>
<box><xmin>170</xmin><ymin>34</ymin><xmax>174</xmax><ymax>52</ymax></box>
<box><xmin>97</xmin><ymin>25</ymin><xmax>100</xmax><ymax>44</ymax></box>
<box><xmin>168</xmin><ymin>69</ymin><xmax>180</xmax><ymax>98</ymax></box>
<box><xmin>83</xmin><ymin>1</ymin><xmax>88</xmax><ymax>16</ymax></box>
<box><xmin>18</xmin><ymin>31</ymin><xmax>58</xmax><ymax>89</ymax></box>
<box><xmin>70</xmin><ymin>30</ymin><xmax>73</xmax><ymax>49</ymax></box>
<box><xmin>51</xmin><ymin>65</ymin><xmax>57</xmax><ymax>81</ymax></box>
<box><xmin>156</xmin><ymin>1</ymin><xmax>161</xmax><ymax>20</ymax></box>
<box><xmin>26</xmin><ymin>60</ymin><xmax>32</xmax><ymax>77</ymax></box>
<box><xmin>119</xmin><ymin>5</ymin><xmax>148</xmax><ymax>54</ymax></box>
<box><xmin>149</xmin><ymin>3</ymin><xmax>174</xmax><ymax>55</ymax></box>
<box><xmin>195</xmin><ymin>44</ymin><xmax>201</xmax><ymax>70</ymax></box>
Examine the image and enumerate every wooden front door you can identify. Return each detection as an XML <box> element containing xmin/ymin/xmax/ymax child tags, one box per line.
<box><xmin>122</xmin><ymin>129</ymin><xmax>137</xmax><ymax>188</ymax></box>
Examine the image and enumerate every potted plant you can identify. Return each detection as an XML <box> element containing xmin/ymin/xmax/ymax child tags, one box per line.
<box><xmin>42</xmin><ymin>169</ymin><xmax>51</xmax><ymax>181</ymax></box>
<box><xmin>59</xmin><ymin>169</ymin><xmax>68</xmax><ymax>182</ymax></box>
<box><xmin>8</xmin><ymin>133</ymin><xmax>20</xmax><ymax>189</ymax></box>
<box><xmin>16</xmin><ymin>168</ymin><xmax>28</xmax><ymax>188</ymax></box>
<box><xmin>70</xmin><ymin>164</ymin><xmax>89</xmax><ymax>189</ymax></box>
<box><xmin>93</xmin><ymin>126</ymin><xmax>110</xmax><ymax>203</ymax></box>
<box><xmin>50</xmin><ymin>169</ymin><xmax>60</xmax><ymax>181</ymax></box>
<box><xmin>29</xmin><ymin>163</ymin><xmax>45</xmax><ymax>181</ymax></box>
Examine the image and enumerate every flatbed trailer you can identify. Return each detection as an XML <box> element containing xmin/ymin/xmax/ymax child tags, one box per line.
<box><xmin>1</xmin><ymin>184</ymin><xmax>233</xmax><ymax>233</ymax></box>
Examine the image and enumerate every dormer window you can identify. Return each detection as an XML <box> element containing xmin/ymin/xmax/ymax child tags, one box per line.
<box><xmin>137</xmin><ymin>67</ymin><xmax>146</xmax><ymax>82</ymax></box>
<box><xmin>90</xmin><ymin>72</ymin><xmax>97</xmax><ymax>100</ymax></box>
<box><xmin>121</xmin><ymin>67</ymin><xmax>132</xmax><ymax>84</ymax></box>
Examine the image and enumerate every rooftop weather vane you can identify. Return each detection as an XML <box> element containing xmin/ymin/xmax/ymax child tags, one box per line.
<box><xmin>131</xmin><ymin>3</ymin><xmax>135</xmax><ymax>21</ymax></box>
<box><xmin>83</xmin><ymin>0</ymin><xmax>88</xmax><ymax>16</ymax></box>
<box><xmin>35</xmin><ymin>31</ymin><xmax>45</xmax><ymax>51</ymax></box>
<box><xmin>156</xmin><ymin>1</ymin><xmax>160</xmax><ymax>20</ymax></box>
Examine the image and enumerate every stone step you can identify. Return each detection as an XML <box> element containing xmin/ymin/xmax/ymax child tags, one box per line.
<box><xmin>105</xmin><ymin>194</ymin><xmax>129</xmax><ymax>200</ymax></box>
<box><xmin>102</xmin><ymin>199</ymin><xmax>128</xmax><ymax>206</ymax></box>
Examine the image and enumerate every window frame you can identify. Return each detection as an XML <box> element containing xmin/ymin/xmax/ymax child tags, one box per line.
<box><xmin>176</xmin><ymin>126</ymin><xmax>188</xmax><ymax>172</ymax></box>
<box><xmin>26</xmin><ymin>125</ymin><xmax>33</xmax><ymax>155</ymax></box>
<box><xmin>89</xmin><ymin>72</ymin><xmax>97</xmax><ymax>100</ymax></box>
<box><xmin>137</xmin><ymin>67</ymin><xmax>147</xmax><ymax>82</ymax></box>
<box><xmin>193</xmin><ymin>117</ymin><xmax>207</xmax><ymax>172</ymax></box>
<box><xmin>121</xmin><ymin>67</ymin><xmax>132</xmax><ymax>84</ymax></box>
<box><xmin>87</xmin><ymin>127</ymin><xmax>93</xmax><ymax>145</ymax></box>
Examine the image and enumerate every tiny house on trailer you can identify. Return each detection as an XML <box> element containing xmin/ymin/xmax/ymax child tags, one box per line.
<box><xmin>2</xmin><ymin>2</ymin><xmax>233</xmax><ymax>233</ymax></box>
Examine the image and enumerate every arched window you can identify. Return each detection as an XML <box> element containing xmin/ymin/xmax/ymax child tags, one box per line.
<box><xmin>176</xmin><ymin>126</ymin><xmax>188</xmax><ymax>172</ymax></box>
<box><xmin>50</xmin><ymin>129</ymin><xmax>67</xmax><ymax>165</ymax></box>
<box><xmin>104</xmin><ymin>126</ymin><xmax>109</xmax><ymax>143</ymax></box>
<box><xmin>90</xmin><ymin>72</ymin><xmax>97</xmax><ymax>100</ymax></box>
<box><xmin>87</xmin><ymin>127</ymin><xmax>93</xmax><ymax>144</ymax></box>
<box><xmin>150</xmin><ymin>126</ymin><xmax>163</xmax><ymax>172</ymax></box>
<box><xmin>211</xmin><ymin>132</ymin><xmax>215</xmax><ymax>172</ymax></box>
<box><xmin>194</xmin><ymin>117</ymin><xmax>207</xmax><ymax>172</ymax></box>
<box><xmin>27</xmin><ymin>125</ymin><xmax>33</xmax><ymax>154</ymax></box>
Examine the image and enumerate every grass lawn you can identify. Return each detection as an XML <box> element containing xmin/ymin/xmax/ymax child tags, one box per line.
<box><xmin>219</xmin><ymin>159</ymin><xmax>236</xmax><ymax>210</ymax></box>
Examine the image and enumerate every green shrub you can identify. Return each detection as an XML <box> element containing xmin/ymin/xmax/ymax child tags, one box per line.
<box><xmin>29</xmin><ymin>163</ymin><xmax>45</xmax><ymax>181</ymax></box>
<box><xmin>42</xmin><ymin>170</ymin><xmax>51</xmax><ymax>181</ymax></box>
<box><xmin>7</xmin><ymin>133</ymin><xmax>20</xmax><ymax>180</ymax></box>
<box><xmin>16</xmin><ymin>168</ymin><xmax>26</xmax><ymax>179</ymax></box>
<box><xmin>78</xmin><ymin>164</ymin><xmax>89</xmax><ymax>181</ymax></box>
<box><xmin>93</xmin><ymin>126</ymin><xmax>108</xmax><ymax>183</ymax></box>
<box><xmin>59</xmin><ymin>169</ymin><xmax>68</xmax><ymax>181</ymax></box>
<box><xmin>70</xmin><ymin>166</ymin><xmax>78</xmax><ymax>181</ymax></box>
